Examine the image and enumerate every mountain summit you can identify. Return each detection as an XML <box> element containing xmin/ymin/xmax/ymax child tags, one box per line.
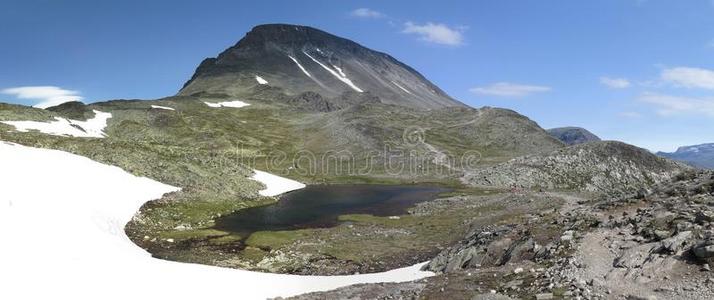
<box><xmin>546</xmin><ymin>126</ymin><xmax>601</xmax><ymax>145</ymax></box>
<box><xmin>179</xmin><ymin>24</ymin><xmax>466</xmax><ymax>110</ymax></box>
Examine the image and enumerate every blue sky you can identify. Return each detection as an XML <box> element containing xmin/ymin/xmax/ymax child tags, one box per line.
<box><xmin>1</xmin><ymin>0</ymin><xmax>713</xmax><ymax>152</ymax></box>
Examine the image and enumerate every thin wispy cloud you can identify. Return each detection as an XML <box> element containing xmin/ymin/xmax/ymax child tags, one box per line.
<box><xmin>350</xmin><ymin>8</ymin><xmax>384</xmax><ymax>19</ymax></box>
<box><xmin>639</xmin><ymin>92</ymin><xmax>714</xmax><ymax>117</ymax></box>
<box><xmin>600</xmin><ymin>77</ymin><xmax>631</xmax><ymax>89</ymax></box>
<box><xmin>469</xmin><ymin>82</ymin><xmax>551</xmax><ymax>97</ymax></box>
<box><xmin>402</xmin><ymin>22</ymin><xmax>465</xmax><ymax>46</ymax></box>
<box><xmin>618</xmin><ymin>111</ymin><xmax>643</xmax><ymax>119</ymax></box>
<box><xmin>1</xmin><ymin>86</ymin><xmax>83</xmax><ymax>109</ymax></box>
<box><xmin>661</xmin><ymin>67</ymin><xmax>714</xmax><ymax>89</ymax></box>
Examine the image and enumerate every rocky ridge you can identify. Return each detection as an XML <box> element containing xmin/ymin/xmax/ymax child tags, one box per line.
<box><xmin>463</xmin><ymin>141</ymin><xmax>688</xmax><ymax>195</ymax></box>
<box><xmin>547</xmin><ymin>126</ymin><xmax>601</xmax><ymax>146</ymax></box>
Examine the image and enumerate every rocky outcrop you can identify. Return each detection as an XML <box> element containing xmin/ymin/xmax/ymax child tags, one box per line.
<box><xmin>464</xmin><ymin>141</ymin><xmax>688</xmax><ymax>195</ymax></box>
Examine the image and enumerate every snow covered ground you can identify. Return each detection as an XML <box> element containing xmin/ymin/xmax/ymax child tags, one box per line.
<box><xmin>1</xmin><ymin>110</ymin><xmax>111</xmax><ymax>138</ymax></box>
<box><xmin>0</xmin><ymin>141</ymin><xmax>433</xmax><ymax>300</ymax></box>
<box><xmin>255</xmin><ymin>75</ymin><xmax>269</xmax><ymax>85</ymax></box>
<box><xmin>151</xmin><ymin>105</ymin><xmax>175</xmax><ymax>111</ymax></box>
<box><xmin>203</xmin><ymin>100</ymin><xmax>251</xmax><ymax>108</ymax></box>
<box><xmin>251</xmin><ymin>169</ymin><xmax>306</xmax><ymax>197</ymax></box>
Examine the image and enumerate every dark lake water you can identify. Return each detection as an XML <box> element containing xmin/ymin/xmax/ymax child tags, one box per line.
<box><xmin>213</xmin><ymin>185</ymin><xmax>449</xmax><ymax>239</ymax></box>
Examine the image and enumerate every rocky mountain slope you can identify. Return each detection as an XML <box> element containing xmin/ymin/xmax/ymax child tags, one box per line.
<box><xmin>463</xmin><ymin>141</ymin><xmax>688</xmax><ymax>195</ymax></box>
<box><xmin>180</xmin><ymin>24</ymin><xmax>466</xmax><ymax>110</ymax></box>
<box><xmin>658</xmin><ymin>143</ymin><xmax>714</xmax><ymax>169</ymax></box>
<box><xmin>547</xmin><ymin>126</ymin><xmax>601</xmax><ymax>145</ymax></box>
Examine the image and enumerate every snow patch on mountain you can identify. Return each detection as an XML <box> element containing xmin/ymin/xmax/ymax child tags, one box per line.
<box><xmin>203</xmin><ymin>100</ymin><xmax>250</xmax><ymax>108</ymax></box>
<box><xmin>0</xmin><ymin>141</ymin><xmax>434</xmax><ymax>300</ymax></box>
<box><xmin>391</xmin><ymin>81</ymin><xmax>413</xmax><ymax>95</ymax></box>
<box><xmin>302</xmin><ymin>51</ymin><xmax>363</xmax><ymax>93</ymax></box>
<box><xmin>151</xmin><ymin>105</ymin><xmax>175</xmax><ymax>111</ymax></box>
<box><xmin>2</xmin><ymin>110</ymin><xmax>111</xmax><ymax>138</ymax></box>
<box><xmin>288</xmin><ymin>55</ymin><xmax>312</xmax><ymax>78</ymax></box>
<box><xmin>255</xmin><ymin>76</ymin><xmax>268</xmax><ymax>85</ymax></box>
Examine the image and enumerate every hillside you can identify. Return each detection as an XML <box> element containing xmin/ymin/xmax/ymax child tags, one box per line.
<box><xmin>463</xmin><ymin>141</ymin><xmax>688</xmax><ymax>196</ymax></box>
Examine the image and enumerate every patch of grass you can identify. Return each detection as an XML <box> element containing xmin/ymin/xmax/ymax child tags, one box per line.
<box><xmin>208</xmin><ymin>234</ymin><xmax>244</xmax><ymax>245</ymax></box>
<box><xmin>157</xmin><ymin>228</ymin><xmax>229</xmax><ymax>241</ymax></box>
<box><xmin>245</xmin><ymin>230</ymin><xmax>312</xmax><ymax>250</ymax></box>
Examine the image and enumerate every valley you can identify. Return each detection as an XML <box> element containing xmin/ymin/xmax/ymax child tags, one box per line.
<box><xmin>1</xmin><ymin>22</ymin><xmax>710</xmax><ymax>300</ymax></box>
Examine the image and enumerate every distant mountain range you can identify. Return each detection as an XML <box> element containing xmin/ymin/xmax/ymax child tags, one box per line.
<box><xmin>546</xmin><ymin>126</ymin><xmax>601</xmax><ymax>145</ymax></box>
<box><xmin>657</xmin><ymin>143</ymin><xmax>714</xmax><ymax>169</ymax></box>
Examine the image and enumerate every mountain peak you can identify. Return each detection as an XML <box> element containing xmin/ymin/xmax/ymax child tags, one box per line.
<box><xmin>241</xmin><ymin>24</ymin><xmax>349</xmax><ymax>44</ymax></box>
<box><xmin>179</xmin><ymin>24</ymin><xmax>466</xmax><ymax>110</ymax></box>
<box><xmin>546</xmin><ymin>126</ymin><xmax>601</xmax><ymax>145</ymax></box>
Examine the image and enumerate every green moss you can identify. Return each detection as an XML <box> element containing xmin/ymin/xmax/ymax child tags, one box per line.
<box><xmin>208</xmin><ymin>234</ymin><xmax>244</xmax><ymax>245</ymax></box>
<box><xmin>338</xmin><ymin>214</ymin><xmax>414</xmax><ymax>225</ymax></box>
<box><xmin>245</xmin><ymin>230</ymin><xmax>311</xmax><ymax>250</ymax></box>
<box><xmin>157</xmin><ymin>228</ymin><xmax>229</xmax><ymax>241</ymax></box>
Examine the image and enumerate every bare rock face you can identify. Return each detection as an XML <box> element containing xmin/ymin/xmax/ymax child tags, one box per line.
<box><xmin>180</xmin><ymin>24</ymin><xmax>466</xmax><ymax>110</ymax></box>
<box><xmin>463</xmin><ymin>141</ymin><xmax>689</xmax><ymax>195</ymax></box>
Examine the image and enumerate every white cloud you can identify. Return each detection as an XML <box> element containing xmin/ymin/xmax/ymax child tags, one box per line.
<box><xmin>1</xmin><ymin>86</ymin><xmax>83</xmax><ymax>109</ymax></box>
<box><xmin>639</xmin><ymin>92</ymin><xmax>714</xmax><ymax>116</ymax></box>
<box><xmin>661</xmin><ymin>67</ymin><xmax>714</xmax><ymax>89</ymax></box>
<box><xmin>618</xmin><ymin>111</ymin><xmax>642</xmax><ymax>119</ymax></box>
<box><xmin>402</xmin><ymin>22</ymin><xmax>464</xmax><ymax>46</ymax></box>
<box><xmin>469</xmin><ymin>82</ymin><xmax>551</xmax><ymax>97</ymax></box>
<box><xmin>350</xmin><ymin>8</ymin><xmax>384</xmax><ymax>18</ymax></box>
<box><xmin>599</xmin><ymin>77</ymin><xmax>631</xmax><ymax>89</ymax></box>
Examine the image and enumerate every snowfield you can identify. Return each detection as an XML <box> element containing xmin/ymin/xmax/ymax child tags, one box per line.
<box><xmin>0</xmin><ymin>141</ymin><xmax>433</xmax><ymax>300</ymax></box>
<box><xmin>288</xmin><ymin>55</ymin><xmax>312</xmax><ymax>78</ymax></box>
<box><xmin>302</xmin><ymin>51</ymin><xmax>363</xmax><ymax>93</ymax></box>
<box><xmin>1</xmin><ymin>110</ymin><xmax>111</xmax><ymax>138</ymax></box>
<box><xmin>203</xmin><ymin>100</ymin><xmax>251</xmax><ymax>108</ymax></box>
<box><xmin>392</xmin><ymin>81</ymin><xmax>414</xmax><ymax>95</ymax></box>
<box><xmin>255</xmin><ymin>75</ymin><xmax>269</xmax><ymax>85</ymax></box>
<box><xmin>151</xmin><ymin>105</ymin><xmax>175</xmax><ymax>111</ymax></box>
<box><xmin>252</xmin><ymin>169</ymin><xmax>306</xmax><ymax>196</ymax></box>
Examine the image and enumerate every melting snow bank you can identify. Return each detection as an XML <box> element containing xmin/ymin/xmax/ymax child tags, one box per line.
<box><xmin>255</xmin><ymin>75</ymin><xmax>268</xmax><ymax>85</ymax></box>
<box><xmin>1</xmin><ymin>110</ymin><xmax>111</xmax><ymax>138</ymax></box>
<box><xmin>392</xmin><ymin>81</ymin><xmax>414</xmax><ymax>95</ymax></box>
<box><xmin>252</xmin><ymin>169</ymin><xmax>307</xmax><ymax>197</ymax></box>
<box><xmin>203</xmin><ymin>100</ymin><xmax>250</xmax><ymax>108</ymax></box>
<box><xmin>302</xmin><ymin>51</ymin><xmax>363</xmax><ymax>92</ymax></box>
<box><xmin>288</xmin><ymin>55</ymin><xmax>312</xmax><ymax>78</ymax></box>
<box><xmin>0</xmin><ymin>142</ymin><xmax>434</xmax><ymax>300</ymax></box>
<box><xmin>151</xmin><ymin>105</ymin><xmax>175</xmax><ymax>111</ymax></box>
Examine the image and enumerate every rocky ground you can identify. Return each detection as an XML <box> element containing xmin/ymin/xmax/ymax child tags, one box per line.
<box><xmin>284</xmin><ymin>170</ymin><xmax>714</xmax><ymax>299</ymax></box>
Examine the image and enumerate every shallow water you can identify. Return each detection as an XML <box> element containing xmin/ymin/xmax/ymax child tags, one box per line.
<box><xmin>213</xmin><ymin>184</ymin><xmax>449</xmax><ymax>239</ymax></box>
